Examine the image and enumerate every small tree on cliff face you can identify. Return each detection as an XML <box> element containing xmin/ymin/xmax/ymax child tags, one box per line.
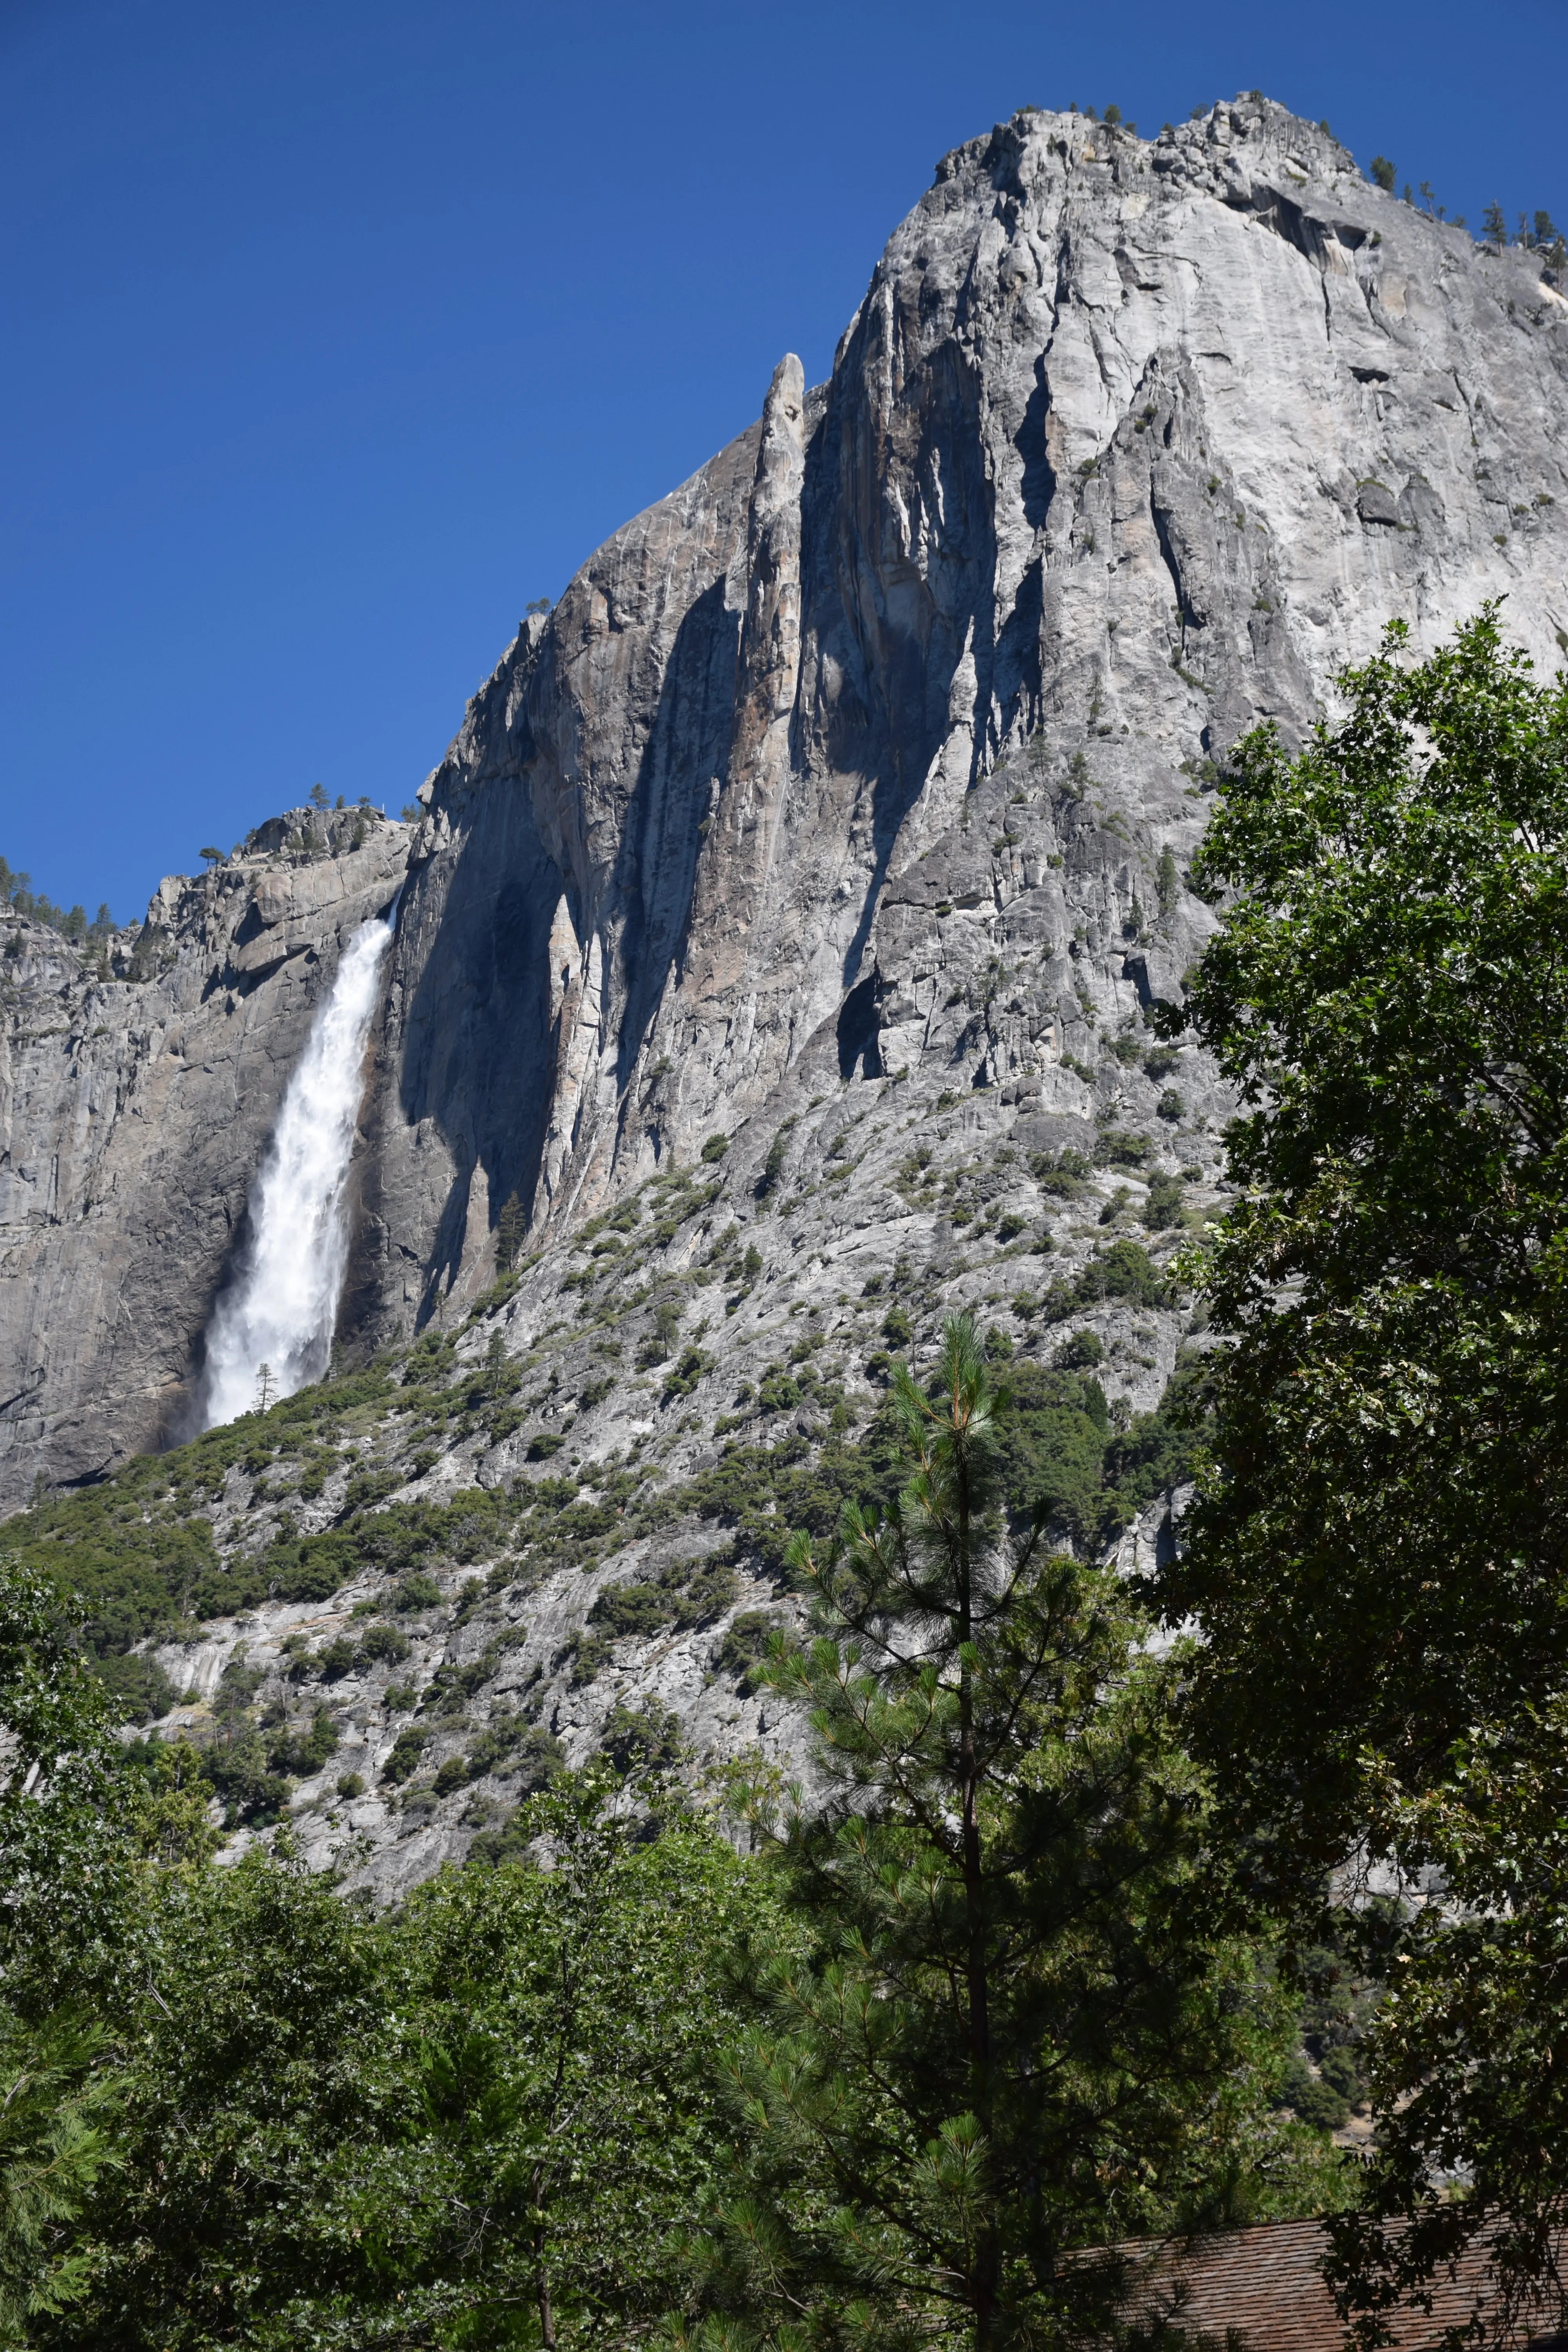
<box><xmin>690</xmin><ymin>1317</ymin><xmax>1321</xmax><ymax>2352</ymax></box>
<box><xmin>496</xmin><ymin>1191</ymin><xmax>526</xmax><ymax>1272</ymax></box>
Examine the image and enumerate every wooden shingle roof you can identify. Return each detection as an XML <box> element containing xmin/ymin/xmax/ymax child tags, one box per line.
<box><xmin>1117</xmin><ymin>2219</ymin><xmax>1565</xmax><ymax>2352</ymax></box>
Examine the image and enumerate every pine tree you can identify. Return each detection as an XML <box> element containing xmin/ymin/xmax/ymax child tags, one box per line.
<box><xmin>495</xmin><ymin>1191</ymin><xmax>526</xmax><ymax>1272</ymax></box>
<box><xmin>1483</xmin><ymin>200</ymin><xmax>1508</xmax><ymax>252</ymax></box>
<box><xmin>690</xmin><ymin>1316</ymin><xmax>1324</xmax><ymax>2352</ymax></box>
<box><xmin>0</xmin><ymin>2009</ymin><xmax>123</xmax><ymax>2334</ymax></box>
<box><xmin>1369</xmin><ymin>154</ymin><xmax>1396</xmax><ymax>192</ymax></box>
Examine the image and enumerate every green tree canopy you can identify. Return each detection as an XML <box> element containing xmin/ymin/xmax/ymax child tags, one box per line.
<box><xmin>688</xmin><ymin>1317</ymin><xmax>1330</xmax><ymax>2352</ymax></box>
<box><xmin>1157</xmin><ymin>610</ymin><xmax>1568</xmax><ymax>1867</ymax></box>
<box><xmin>1154</xmin><ymin>610</ymin><xmax>1568</xmax><ymax>2337</ymax></box>
<box><xmin>44</xmin><ymin>1769</ymin><xmax>766</xmax><ymax>2351</ymax></box>
<box><xmin>0</xmin><ymin>1562</ymin><xmax>133</xmax><ymax>2016</ymax></box>
<box><xmin>0</xmin><ymin>1565</ymin><xmax>134</xmax><ymax>2330</ymax></box>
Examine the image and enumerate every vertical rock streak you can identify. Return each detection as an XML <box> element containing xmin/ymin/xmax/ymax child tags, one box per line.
<box><xmin>198</xmin><ymin>904</ymin><xmax>397</xmax><ymax>1427</ymax></box>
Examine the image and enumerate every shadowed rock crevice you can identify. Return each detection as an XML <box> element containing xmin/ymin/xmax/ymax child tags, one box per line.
<box><xmin>610</xmin><ymin>576</ymin><xmax>742</xmax><ymax>1096</ymax></box>
<box><xmin>369</xmin><ymin>781</ymin><xmax>567</xmax><ymax>1322</ymax></box>
<box><xmin>836</xmin><ymin>979</ymin><xmax>883</xmax><ymax>1082</ymax></box>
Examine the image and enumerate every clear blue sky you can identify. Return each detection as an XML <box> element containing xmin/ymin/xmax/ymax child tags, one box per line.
<box><xmin>3</xmin><ymin>0</ymin><xmax>1563</xmax><ymax>924</ymax></box>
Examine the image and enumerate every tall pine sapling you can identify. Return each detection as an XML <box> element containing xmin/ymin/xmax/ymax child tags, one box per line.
<box><xmin>688</xmin><ymin>1317</ymin><xmax>1325</xmax><ymax>2352</ymax></box>
<box><xmin>496</xmin><ymin>1190</ymin><xmax>527</xmax><ymax>1273</ymax></box>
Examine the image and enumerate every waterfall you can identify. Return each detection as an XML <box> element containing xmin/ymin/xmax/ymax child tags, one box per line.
<box><xmin>198</xmin><ymin>898</ymin><xmax>398</xmax><ymax>1430</ymax></box>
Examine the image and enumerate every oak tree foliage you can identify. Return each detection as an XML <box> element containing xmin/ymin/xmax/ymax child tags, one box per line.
<box><xmin>1155</xmin><ymin>611</ymin><xmax>1568</xmax><ymax>2341</ymax></box>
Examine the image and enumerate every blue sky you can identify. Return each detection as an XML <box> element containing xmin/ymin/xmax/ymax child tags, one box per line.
<box><xmin>3</xmin><ymin>0</ymin><xmax>1564</xmax><ymax>922</ymax></box>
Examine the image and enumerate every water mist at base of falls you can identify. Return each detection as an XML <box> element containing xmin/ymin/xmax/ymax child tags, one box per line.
<box><xmin>197</xmin><ymin>900</ymin><xmax>398</xmax><ymax>1430</ymax></box>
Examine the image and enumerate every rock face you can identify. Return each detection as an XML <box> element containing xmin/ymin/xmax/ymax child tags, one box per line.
<box><xmin>3</xmin><ymin>96</ymin><xmax>1568</xmax><ymax>1889</ymax></box>
<box><xmin>10</xmin><ymin>97</ymin><xmax>1567</xmax><ymax>1490</ymax></box>
<box><xmin>0</xmin><ymin>813</ymin><xmax>408</xmax><ymax>1503</ymax></box>
<box><xmin>351</xmin><ymin>95</ymin><xmax>1568</xmax><ymax>1323</ymax></box>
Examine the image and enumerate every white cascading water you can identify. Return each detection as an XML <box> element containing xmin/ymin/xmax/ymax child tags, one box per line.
<box><xmin>198</xmin><ymin>899</ymin><xmax>399</xmax><ymax>1429</ymax></box>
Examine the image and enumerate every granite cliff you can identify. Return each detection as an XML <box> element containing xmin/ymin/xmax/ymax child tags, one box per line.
<box><xmin>3</xmin><ymin>96</ymin><xmax>1566</xmax><ymax>1891</ymax></box>
<box><xmin>361</xmin><ymin>93</ymin><xmax>1568</xmax><ymax>1307</ymax></box>
<box><xmin>0</xmin><ymin>810</ymin><xmax>408</xmax><ymax>1499</ymax></box>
